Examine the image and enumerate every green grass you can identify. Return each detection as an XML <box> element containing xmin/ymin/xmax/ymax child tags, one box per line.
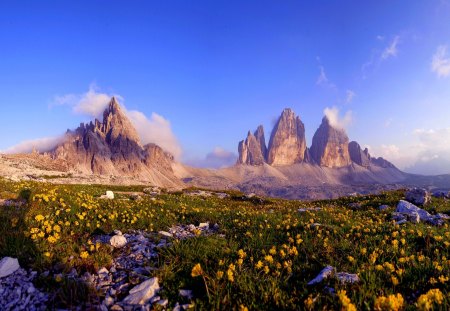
<box><xmin>0</xmin><ymin>177</ymin><xmax>448</xmax><ymax>310</ymax></box>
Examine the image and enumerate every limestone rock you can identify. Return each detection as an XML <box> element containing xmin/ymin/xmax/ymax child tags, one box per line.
<box><xmin>0</xmin><ymin>257</ymin><xmax>20</xmax><ymax>278</ymax></box>
<box><xmin>307</xmin><ymin>266</ymin><xmax>334</xmax><ymax>285</ymax></box>
<box><xmin>110</xmin><ymin>235</ymin><xmax>127</xmax><ymax>248</ymax></box>
<box><xmin>395</xmin><ymin>200</ymin><xmax>446</xmax><ymax>225</ymax></box>
<box><xmin>405</xmin><ymin>188</ymin><xmax>431</xmax><ymax>206</ymax></box>
<box><xmin>310</xmin><ymin>117</ymin><xmax>351</xmax><ymax>168</ymax></box>
<box><xmin>348</xmin><ymin>141</ymin><xmax>371</xmax><ymax>167</ymax></box>
<box><xmin>254</xmin><ymin>125</ymin><xmax>268</xmax><ymax>160</ymax></box>
<box><xmin>267</xmin><ymin>109</ymin><xmax>307</xmax><ymax>165</ymax></box>
<box><xmin>50</xmin><ymin>97</ymin><xmax>178</xmax><ymax>187</ymax></box>
<box><xmin>123</xmin><ymin>277</ymin><xmax>160</xmax><ymax>305</ymax></box>
<box><xmin>238</xmin><ymin>131</ymin><xmax>266</xmax><ymax>165</ymax></box>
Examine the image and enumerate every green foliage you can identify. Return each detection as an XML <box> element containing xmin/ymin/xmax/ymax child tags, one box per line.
<box><xmin>0</xmin><ymin>178</ymin><xmax>449</xmax><ymax>310</ymax></box>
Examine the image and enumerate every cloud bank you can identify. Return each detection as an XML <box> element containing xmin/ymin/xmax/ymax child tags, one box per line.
<box><xmin>185</xmin><ymin>147</ymin><xmax>237</xmax><ymax>169</ymax></box>
<box><xmin>369</xmin><ymin>128</ymin><xmax>450</xmax><ymax>175</ymax></box>
<box><xmin>431</xmin><ymin>45</ymin><xmax>450</xmax><ymax>78</ymax></box>
<box><xmin>323</xmin><ymin>106</ymin><xmax>353</xmax><ymax>129</ymax></box>
<box><xmin>2</xmin><ymin>136</ymin><xmax>65</xmax><ymax>154</ymax></box>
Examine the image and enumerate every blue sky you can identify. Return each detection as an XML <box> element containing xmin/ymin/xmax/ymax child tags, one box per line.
<box><xmin>1</xmin><ymin>1</ymin><xmax>450</xmax><ymax>174</ymax></box>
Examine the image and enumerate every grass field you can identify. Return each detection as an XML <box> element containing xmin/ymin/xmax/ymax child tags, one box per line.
<box><xmin>0</xmin><ymin>178</ymin><xmax>449</xmax><ymax>310</ymax></box>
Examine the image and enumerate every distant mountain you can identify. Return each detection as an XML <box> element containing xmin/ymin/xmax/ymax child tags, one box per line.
<box><xmin>2</xmin><ymin>101</ymin><xmax>447</xmax><ymax>199</ymax></box>
<box><xmin>50</xmin><ymin>97</ymin><xmax>180</xmax><ymax>187</ymax></box>
<box><xmin>237</xmin><ymin>108</ymin><xmax>396</xmax><ymax>170</ymax></box>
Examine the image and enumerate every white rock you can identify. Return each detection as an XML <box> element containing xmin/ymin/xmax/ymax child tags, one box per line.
<box><xmin>396</xmin><ymin>200</ymin><xmax>433</xmax><ymax>224</ymax></box>
<box><xmin>307</xmin><ymin>266</ymin><xmax>334</xmax><ymax>285</ymax></box>
<box><xmin>336</xmin><ymin>272</ymin><xmax>360</xmax><ymax>284</ymax></box>
<box><xmin>110</xmin><ymin>235</ymin><xmax>127</xmax><ymax>248</ymax></box>
<box><xmin>105</xmin><ymin>191</ymin><xmax>115</xmax><ymax>199</ymax></box>
<box><xmin>0</xmin><ymin>257</ymin><xmax>20</xmax><ymax>278</ymax></box>
<box><xmin>179</xmin><ymin>289</ymin><xmax>193</xmax><ymax>299</ymax></box>
<box><xmin>198</xmin><ymin>223</ymin><xmax>209</xmax><ymax>229</ymax></box>
<box><xmin>159</xmin><ymin>231</ymin><xmax>173</xmax><ymax>238</ymax></box>
<box><xmin>157</xmin><ymin>299</ymin><xmax>169</xmax><ymax>307</ymax></box>
<box><xmin>123</xmin><ymin>277</ymin><xmax>160</xmax><ymax>305</ymax></box>
<box><xmin>405</xmin><ymin>188</ymin><xmax>430</xmax><ymax>206</ymax></box>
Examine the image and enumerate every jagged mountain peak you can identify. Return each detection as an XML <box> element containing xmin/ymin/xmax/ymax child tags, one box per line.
<box><xmin>267</xmin><ymin>108</ymin><xmax>307</xmax><ymax>165</ymax></box>
<box><xmin>100</xmin><ymin>97</ymin><xmax>141</xmax><ymax>147</ymax></box>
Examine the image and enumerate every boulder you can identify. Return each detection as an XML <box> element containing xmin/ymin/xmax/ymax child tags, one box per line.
<box><xmin>307</xmin><ymin>266</ymin><xmax>334</xmax><ymax>285</ymax></box>
<box><xmin>395</xmin><ymin>200</ymin><xmax>447</xmax><ymax>226</ymax></box>
<box><xmin>0</xmin><ymin>257</ymin><xmax>20</xmax><ymax>278</ymax></box>
<box><xmin>123</xmin><ymin>277</ymin><xmax>160</xmax><ymax>305</ymax></box>
<box><xmin>110</xmin><ymin>235</ymin><xmax>127</xmax><ymax>248</ymax></box>
<box><xmin>405</xmin><ymin>188</ymin><xmax>430</xmax><ymax>206</ymax></box>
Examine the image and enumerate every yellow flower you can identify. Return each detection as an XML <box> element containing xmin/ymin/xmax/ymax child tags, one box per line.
<box><xmin>391</xmin><ymin>276</ymin><xmax>399</xmax><ymax>286</ymax></box>
<box><xmin>337</xmin><ymin>290</ymin><xmax>357</xmax><ymax>311</ymax></box>
<box><xmin>348</xmin><ymin>256</ymin><xmax>355</xmax><ymax>263</ymax></box>
<box><xmin>255</xmin><ymin>260</ymin><xmax>263</xmax><ymax>269</ymax></box>
<box><xmin>35</xmin><ymin>215</ymin><xmax>45</xmax><ymax>222</ymax></box>
<box><xmin>264</xmin><ymin>255</ymin><xmax>274</xmax><ymax>263</ymax></box>
<box><xmin>304</xmin><ymin>295</ymin><xmax>315</xmax><ymax>310</ymax></box>
<box><xmin>216</xmin><ymin>271</ymin><xmax>224</xmax><ymax>280</ymax></box>
<box><xmin>237</xmin><ymin>249</ymin><xmax>247</xmax><ymax>259</ymax></box>
<box><xmin>417</xmin><ymin>289</ymin><xmax>444</xmax><ymax>311</ymax></box>
<box><xmin>191</xmin><ymin>263</ymin><xmax>203</xmax><ymax>277</ymax></box>
<box><xmin>227</xmin><ymin>269</ymin><xmax>234</xmax><ymax>282</ymax></box>
<box><xmin>264</xmin><ymin>265</ymin><xmax>270</xmax><ymax>274</ymax></box>
<box><xmin>47</xmin><ymin>236</ymin><xmax>57</xmax><ymax>244</ymax></box>
<box><xmin>80</xmin><ymin>251</ymin><xmax>89</xmax><ymax>259</ymax></box>
<box><xmin>374</xmin><ymin>293</ymin><xmax>404</xmax><ymax>311</ymax></box>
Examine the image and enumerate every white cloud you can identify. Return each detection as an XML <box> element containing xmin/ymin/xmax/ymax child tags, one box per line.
<box><xmin>315</xmin><ymin>57</ymin><xmax>337</xmax><ymax>89</ymax></box>
<box><xmin>345</xmin><ymin>90</ymin><xmax>356</xmax><ymax>104</ymax></box>
<box><xmin>185</xmin><ymin>147</ymin><xmax>237</xmax><ymax>169</ymax></box>
<box><xmin>381</xmin><ymin>36</ymin><xmax>400</xmax><ymax>60</ymax></box>
<box><xmin>376</xmin><ymin>35</ymin><xmax>385</xmax><ymax>41</ymax></box>
<box><xmin>431</xmin><ymin>45</ymin><xmax>450</xmax><ymax>78</ymax></box>
<box><xmin>2</xmin><ymin>136</ymin><xmax>65</xmax><ymax>154</ymax></box>
<box><xmin>323</xmin><ymin>106</ymin><xmax>353</xmax><ymax>129</ymax></box>
<box><xmin>52</xmin><ymin>83</ymin><xmax>123</xmax><ymax>118</ymax></box>
<box><xmin>126</xmin><ymin>110</ymin><xmax>182</xmax><ymax>159</ymax></box>
<box><xmin>369</xmin><ymin>128</ymin><xmax>450</xmax><ymax>175</ymax></box>
<box><xmin>8</xmin><ymin>85</ymin><xmax>183</xmax><ymax>158</ymax></box>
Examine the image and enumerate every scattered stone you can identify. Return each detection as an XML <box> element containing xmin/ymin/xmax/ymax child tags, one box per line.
<box><xmin>405</xmin><ymin>188</ymin><xmax>430</xmax><ymax>206</ymax></box>
<box><xmin>378</xmin><ymin>205</ymin><xmax>390</xmax><ymax>211</ymax></box>
<box><xmin>348</xmin><ymin>202</ymin><xmax>362</xmax><ymax>210</ymax></box>
<box><xmin>130</xmin><ymin>193</ymin><xmax>142</xmax><ymax>201</ymax></box>
<box><xmin>336</xmin><ymin>272</ymin><xmax>360</xmax><ymax>284</ymax></box>
<box><xmin>307</xmin><ymin>266</ymin><xmax>334</xmax><ymax>285</ymax></box>
<box><xmin>395</xmin><ymin>200</ymin><xmax>447</xmax><ymax>226</ymax></box>
<box><xmin>110</xmin><ymin>235</ymin><xmax>127</xmax><ymax>248</ymax></box>
<box><xmin>157</xmin><ymin>299</ymin><xmax>168</xmax><ymax>307</ymax></box>
<box><xmin>143</xmin><ymin>187</ymin><xmax>161</xmax><ymax>196</ymax></box>
<box><xmin>123</xmin><ymin>277</ymin><xmax>160</xmax><ymax>305</ymax></box>
<box><xmin>179</xmin><ymin>289</ymin><xmax>193</xmax><ymax>299</ymax></box>
<box><xmin>298</xmin><ymin>207</ymin><xmax>322</xmax><ymax>213</ymax></box>
<box><xmin>0</xmin><ymin>257</ymin><xmax>20</xmax><ymax>278</ymax></box>
<box><xmin>307</xmin><ymin>266</ymin><xmax>360</xmax><ymax>285</ymax></box>
<box><xmin>100</xmin><ymin>190</ymin><xmax>115</xmax><ymax>199</ymax></box>
<box><xmin>0</xmin><ymin>266</ymin><xmax>47</xmax><ymax>310</ymax></box>
<box><xmin>158</xmin><ymin>231</ymin><xmax>173</xmax><ymax>238</ymax></box>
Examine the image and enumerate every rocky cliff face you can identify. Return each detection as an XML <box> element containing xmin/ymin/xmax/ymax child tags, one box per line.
<box><xmin>267</xmin><ymin>109</ymin><xmax>307</xmax><ymax>165</ymax></box>
<box><xmin>51</xmin><ymin>97</ymin><xmax>176</xmax><ymax>181</ymax></box>
<box><xmin>349</xmin><ymin>140</ymin><xmax>396</xmax><ymax>169</ymax></box>
<box><xmin>348</xmin><ymin>141</ymin><xmax>371</xmax><ymax>167</ymax></box>
<box><xmin>238</xmin><ymin>130</ymin><xmax>266</xmax><ymax>166</ymax></box>
<box><xmin>310</xmin><ymin>117</ymin><xmax>351</xmax><ymax>168</ymax></box>
<box><xmin>237</xmin><ymin>108</ymin><xmax>398</xmax><ymax>171</ymax></box>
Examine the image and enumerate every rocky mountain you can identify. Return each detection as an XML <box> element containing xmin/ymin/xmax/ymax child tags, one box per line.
<box><xmin>50</xmin><ymin>97</ymin><xmax>180</xmax><ymax>187</ymax></box>
<box><xmin>310</xmin><ymin>116</ymin><xmax>351</xmax><ymax>168</ymax></box>
<box><xmin>237</xmin><ymin>109</ymin><xmax>308</xmax><ymax>166</ymax></box>
<box><xmin>237</xmin><ymin>108</ymin><xmax>395</xmax><ymax>170</ymax></box>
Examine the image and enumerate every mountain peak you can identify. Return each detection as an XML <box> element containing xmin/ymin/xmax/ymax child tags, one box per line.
<box><xmin>101</xmin><ymin>97</ymin><xmax>141</xmax><ymax>147</ymax></box>
<box><xmin>267</xmin><ymin>108</ymin><xmax>307</xmax><ymax>165</ymax></box>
